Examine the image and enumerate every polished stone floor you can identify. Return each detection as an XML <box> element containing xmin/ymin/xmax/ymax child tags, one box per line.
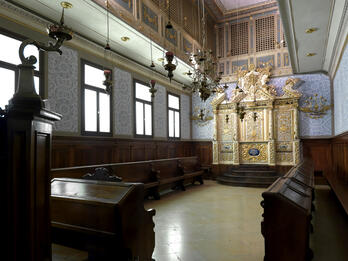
<box><xmin>53</xmin><ymin>181</ymin><xmax>348</xmax><ymax>261</ymax></box>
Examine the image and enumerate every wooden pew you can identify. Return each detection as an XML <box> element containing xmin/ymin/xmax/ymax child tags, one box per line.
<box><xmin>51</xmin><ymin>156</ymin><xmax>204</xmax><ymax>200</ymax></box>
<box><xmin>178</xmin><ymin>156</ymin><xmax>204</xmax><ymax>185</ymax></box>
<box><xmin>51</xmin><ymin>178</ymin><xmax>155</xmax><ymax>261</ymax></box>
<box><xmin>151</xmin><ymin>158</ymin><xmax>186</xmax><ymax>193</ymax></box>
<box><xmin>51</xmin><ymin>161</ymin><xmax>160</xmax><ymax>199</ymax></box>
<box><xmin>261</xmin><ymin>161</ymin><xmax>314</xmax><ymax>261</ymax></box>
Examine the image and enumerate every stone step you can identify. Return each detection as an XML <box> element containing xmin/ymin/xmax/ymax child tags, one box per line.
<box><xmin>228</xmin><ymin>165</ymin><xmax>274</xmax><ymax>170</ymax></box>
<box><xmin>226</xmin><ymin>170</ymin><xmax>277</xmax><ymax>177</ymax></box>
<box><xmin>217</xmin><ymin>177</ymin><xmax>273</xmax><ymax>188</ymax></box>
<box><xmin>219</xmin><ymin>175</ymin><xmax>278</xmax><ymax>183</ymax></box>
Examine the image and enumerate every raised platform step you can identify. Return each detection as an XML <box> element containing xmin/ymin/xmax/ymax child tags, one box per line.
<box><xmin>226</xmin><ymin>170</ymin><xmax>277</xmax><ymax>177</ymax></box>
<box><xmin>217</xmin><ymin>165</ymin><xmax>279</xmax><ymax>188</ymax></box>
<box><xmin>217</xmin><ymin>177</ymin><xmax>276</xmax><ymax>188</ymax></box>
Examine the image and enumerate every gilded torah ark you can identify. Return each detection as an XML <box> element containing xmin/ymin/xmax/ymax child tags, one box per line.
<box><xmin>212</xmin><ymin>65</ymin><xmax>302</xmax><ymax>166</ymax></box>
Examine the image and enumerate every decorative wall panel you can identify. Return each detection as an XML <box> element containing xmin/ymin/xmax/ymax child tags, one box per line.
<box><xmin>114</xmin><ymin>67</ymin><xmax>132</xmax><ymax>136</ymax></box>
<box><xmin>48</xmin><ymin>46</ymin><xmax>78</xmax><ymax>133</ymax></box>
<box><xmin>183</xmin><ymin>37</ymin><xmax>192</xmax><ymax>53</ymax></box>
<box><xmin>269</xmin><ymin>73</ymin><xmax>332</xmax><ymax>137</ymax></box>
<box><xmin>181</xmin><ymin>94</ymin><xmax>191</xmax><ymax>140</ymax></box>
<box><xmin>256</xmin><ymin>55</ymin><xmax>275</xmax><ymax>68</ymax></box>
<box><xmin>142</xmin><ymin>3</ymin><xmax>158</xmax><ymax>32</ymax></box>
<box><xmin>113</xmin><ymin>0</ymin><xmax>133</xmax><ymax>13</ymax></box>
<box><xmin>165</xmin><ymin>27</ymin><xmax>178</xmax><ymax>46</ymax></box>
<box><xmin>154</xmin><ymin>84</ymin><xmax>166</xmax><ymax>138</ymax></box>
<box><xmin>334</xmin><ymin>44</ymin><xmax>348</xmax><ymax>135</ymax></box>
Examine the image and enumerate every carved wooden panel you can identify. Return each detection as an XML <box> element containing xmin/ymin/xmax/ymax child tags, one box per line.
<box><xmin>52</xmin><ymin>136</ymin><xmax>199</xmax><ymax>168</ymax></box>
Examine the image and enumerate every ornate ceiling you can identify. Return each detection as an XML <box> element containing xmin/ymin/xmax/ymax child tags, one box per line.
<box><xmin>214</xmin><ymin>0</ymin><xmax>268</xmax><ymax>11</ymax></box>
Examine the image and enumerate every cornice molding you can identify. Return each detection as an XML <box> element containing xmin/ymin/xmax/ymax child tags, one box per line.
<box><xmin>329</xmin><ymin>0</ymin><xmax>348</xmax><ymax>79</ymax></box>
<box><xmin>0</xmin><ymin>0</ymin><xmax>191</xmax><ymax>94</ymax></box>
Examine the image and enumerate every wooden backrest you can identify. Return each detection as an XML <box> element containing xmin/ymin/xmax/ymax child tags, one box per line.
<box><xmin>51</xmin><ymin>157</ymin><xmax>199</xmax><ymax>183</ymax></box>
<box><xmin>111</xmin><ymin>162</ymin><xmax>155</xmax><ymax>183</ymax></box>
<box><xmin>179</xmin><ymin>156</ymin><xmax>201</xmax><ymax>172</ymax></box>
<box><xmin>82</xmin><ymin>167</ymin><xmax>122</xmax><ymax>182</ymax></box>
<box><xmin>151</xmin><ymin>159</ymin><xmax>181</xmax><ymax>178</ymax></box>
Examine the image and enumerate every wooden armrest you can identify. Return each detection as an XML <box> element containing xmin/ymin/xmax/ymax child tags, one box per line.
<box><xmin>147</xmin><ymin>208</ymin><xmax>156</xmax><ymax>217</ymax></box>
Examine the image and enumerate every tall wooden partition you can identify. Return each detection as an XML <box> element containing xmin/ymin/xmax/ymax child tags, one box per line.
<box><xmin>1</xmin><ymin>60</ymin><xmax>61</xmax><ymax>260</ymax></box>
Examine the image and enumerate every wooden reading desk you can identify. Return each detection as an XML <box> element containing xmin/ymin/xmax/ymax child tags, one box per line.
<box><xmin>51</xmin><ymin>178</ymin><xmax>155</xmax><ymax>261</ymax></box>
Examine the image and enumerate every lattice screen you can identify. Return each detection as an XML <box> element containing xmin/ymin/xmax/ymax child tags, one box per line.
<box><xmin>218</xmin><ymin>27</ymin><xmax>224</xmax><ymax>57</ymax></box>
<box><xmin>150</xmin><ymin>0</ymin><xmax>160</xmax><ymax>7</ymax></box>
<box><xmin>182</xmin><ymin>0</ymin><xmax>195</xmax><ymax>37</ymax></box>
<box><xmin>255</xmin><ymin>16</ymin><xmax>275</xmax><ymax>52</ymax></box>
<box><xmin>230</xmin><ymin>21</ymin><xmax>249</xmax><ymax>56</ymax></box>
<box><xmin>207</xmin><ymin>14</ymin><xmax>216</xmax><ymax>55</ymax></box>
<box><xmin>160</xmin><ymin>0</ymin><xmax>181</xmax><ymax>26</ymax></box>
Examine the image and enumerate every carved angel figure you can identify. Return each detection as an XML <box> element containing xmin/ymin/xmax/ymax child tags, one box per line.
<box><xmin>282</xmin><ymin>78</ymin><xmax>302</xmax><ymax>98</ymax></box>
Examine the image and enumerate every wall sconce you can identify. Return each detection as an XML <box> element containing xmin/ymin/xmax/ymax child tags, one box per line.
<box><xmin>192</xmin><ymin>107</ymin><xmax>213</xmax><ymax>126</ymax></box>
<box><xmin>236</xmin><ymin>103</ymin><xmax>246</xmax><ymax>121</ymax></box>
<box><xmin>253</xmin><ymin>112</ymin><xmax>258</xmax><ymax>121</ymax></box>
<box><xmin>299</xmin><ymin>93</ymin><xmax>331</xmax><ymax>119</ymax></box>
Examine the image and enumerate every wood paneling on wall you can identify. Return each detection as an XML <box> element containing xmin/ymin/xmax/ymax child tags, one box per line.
<box><xmin>302</xmin><ymin>134</ymin><xmax>348</xmax><ymax>214</ymax></box>
<box><xmin>330</xmin><ymin>133</ymin><xmax>348</xmax><ymax>214</ymax></box>
<box><xmin>52</xmin><ymin>136</ymin><xmax>213</xmax><ymax>168</ymax></box>
<box><xmin>302</xmin><ymin>139</ymin><xmax>332</xmax><ymax>177</ymax></box>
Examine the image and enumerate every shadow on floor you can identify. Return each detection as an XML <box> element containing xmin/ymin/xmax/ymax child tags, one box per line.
<box><xmin>312</xmin><ymin>185</ymin><xmax>348</xmax><ymax>261</ymax></box>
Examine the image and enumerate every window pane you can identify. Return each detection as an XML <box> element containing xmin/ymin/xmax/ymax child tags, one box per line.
<box><xmin>0</xmin><ymin>67</ymin><xmax>15</xmax><ymax>109</ymax></box>
<box><xmin>168</xmin><ymin>109</ymin><xmax>174</xmax><ymax>137</ymax></box>
<box><xmin>84</xmin><ymin>64</ymin><xmax>105</xmax><ymax>89</ymax></box>
<box><xmin>135</xmin><ymin>82</ymin><xmax>151</xmax><ymax>102</ymax></box>
<box><xmin>34</xmin><ymin>76</ymin><xmax>39</xmax><ymax>95</ymax></box>
<box><xmin>144</xmin><ymin>103</ymin><xmax>152</xmax><ymax>135</ymax></box>
<box><xmin>99</xmin><ymin>92</ymin><xmax>110</xmax><ymax>132</ymax></box>
<box><xmin>84</xmin><ymin>89</ymin><xmax>97</xmax><ymax>132</ymax></box>
<box><xmin>168</xmin><ymin>94</ymin><xmax>179</xmax><ymax>109</ymax></box>
<box><xmin>175</xmin><ymin>111</ymin><xmax>180</xmax><ymax>138</ymax></box>
<box><xmin>0</xmin><ymin>34</ymin><xmax>39</xmax><ymax>69</ymax></box>
<box><xmin>136</xmin><ymin>101</ymin><xmax>144</xmax><ymax>135</ymax></box>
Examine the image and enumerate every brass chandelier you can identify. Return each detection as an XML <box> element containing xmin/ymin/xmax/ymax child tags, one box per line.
<box><xmin>185</xmin><ymin>0</ymin><xmax>225</xmax><ymax>101</ymax></box>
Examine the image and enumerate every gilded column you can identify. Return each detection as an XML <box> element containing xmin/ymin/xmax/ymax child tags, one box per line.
<box><xmin>212</xmin><ymin>108</ymin><xmax>219</xmax><ymax>164</ymax></box>
<box><xmin>293</xmin><ymin>103</ymin><xmax>300</xmax><ymax>164</ymax></box>
<box><xmin>232</xmin><ymin>107</ymin><xmax>240</xmax><ymax>165</ymax></box>
<box><xmin>268</xmin><ymin>108</ymin><xmax>276</xmax><ymax>166</ymax></box>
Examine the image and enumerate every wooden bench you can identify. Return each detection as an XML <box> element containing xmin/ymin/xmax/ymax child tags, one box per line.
<box><xmin>261</xmin><ymin>160</ymin><xmax>314</xmax><ymax>261</ymax></box>
<box><xmin>151</xmin><ymin>158</ymin><xmax>185</xmax><ymax>192</ymax></box>
<box><xmin>51</xmin><ymin>156</ymin><xmax>204</xmax><ymax>200</ymax></box>
<box><xmin>178</xmin><ymin>157</ymin><xmax>204</xmax><ymax>185</ymax></box>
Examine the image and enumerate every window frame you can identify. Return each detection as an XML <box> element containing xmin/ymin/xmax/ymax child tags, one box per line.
<box><xmin>167</xmin><ymin>92</ymin><xmax>181</xmax><ymax>140</ymax></box>
<box><xmin>81</xmin><ymin>59</ymin><xmax>113</xmax><ymax>136</ymax></box>
<box><xmin>133</xmin><ymin>79</ymin><xmax>154</xmax><ymax>138</ymax></box>
<box><xmin>0</xmin><ymin>29</ymin><xmax>44</xmax><ymax>106</ymax></box>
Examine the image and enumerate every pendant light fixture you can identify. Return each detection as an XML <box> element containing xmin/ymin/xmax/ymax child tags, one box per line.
<box><xmin>103</xmin><ymin>0</ymin><xmax>112</xmax><ymax>94</ymax></box>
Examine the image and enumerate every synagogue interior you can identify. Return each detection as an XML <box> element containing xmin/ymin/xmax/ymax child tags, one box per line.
<box><xmin>1</xmin><ymin>0</ymin><xmax>348</xmax><ymax>260</ymax></box>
